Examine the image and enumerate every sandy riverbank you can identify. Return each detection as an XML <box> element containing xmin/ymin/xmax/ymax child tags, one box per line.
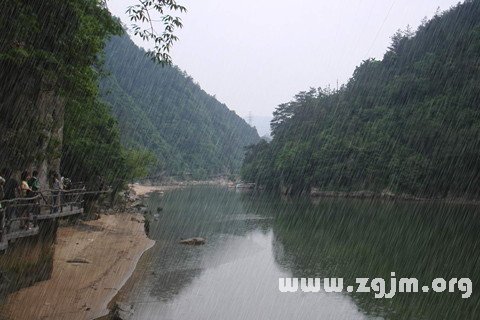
<box><xmin>129</xmin><ymin>183</ymin><xmax>173</xmax><ymax>197</ymax></box>
<box><xmin>128</xmin><ymin>179</ymin><xmax>231</xmax><ymax>198</ymax></box>
<box><xmin>3</xmin><ymin>213</ymin><xmax>154</xmax><ymax>320</ymax></box>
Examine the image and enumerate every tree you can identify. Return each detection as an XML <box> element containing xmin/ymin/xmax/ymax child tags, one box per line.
<box><xmin>0</xmin><ymin>0</ymin><xmax>156</xmax><ymax>190</ymax></box>
<box><xmin>242</xmin><ymin>0</ymin><xmax>480</xmax><ymax>198</ymax></box>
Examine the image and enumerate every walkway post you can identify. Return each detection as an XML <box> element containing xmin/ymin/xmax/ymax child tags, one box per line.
<box><xmin>0</xmin><ymin>207</ymin><xmax>5</xmax><ymax>243</ymax></box>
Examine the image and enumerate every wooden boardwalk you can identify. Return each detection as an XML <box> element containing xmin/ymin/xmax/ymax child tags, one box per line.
<box><xmin>36</xmin><ymin>207</ymin><xmax>84</xmax><ymax>220</ymax></box>
<box><xmin>5</xmin><ymin>227</ymin><xmax>40</xmax><ymax>241</ymax></box>
<box><xmin>0</xmin><ymin>188</ymin><xmax>107</xmax><ymax>251</ymax></box>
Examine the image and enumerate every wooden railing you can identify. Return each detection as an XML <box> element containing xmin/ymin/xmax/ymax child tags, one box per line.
<box><xmin>0</xmin><ymin>188</ymin><xmax>110</xmax><ymax>251</ymax></box>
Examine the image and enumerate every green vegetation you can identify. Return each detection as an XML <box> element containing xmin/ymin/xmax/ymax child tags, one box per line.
<box><xmin>0</xmin><ymin>0</ymin><xmax>154</xmax><ymax>189</ymax></box>
<box><xmin>100</xmin><ymin>35</ymin><xmax>260</xmax><ymax>179</ymax></box>
<box><xmin>125</xmin><ymin>0</ymin><xmax>187</xmax><ymax>64</ymax></box>
<box><xmin>1</xmin><ymin>0</ymin><xmax>256</xmax><ymax>187</ymax></box>
<box><xmin>242</xmin><ymin>0</ymin><xmax>480</xmax><ymax>198</ymax></box>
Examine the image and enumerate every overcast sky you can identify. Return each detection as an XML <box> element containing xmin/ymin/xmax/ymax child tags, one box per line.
<box><xmin>108</xmin><ymin>0</ymin><xmax>460</xmax><ymax>122</ymax></box>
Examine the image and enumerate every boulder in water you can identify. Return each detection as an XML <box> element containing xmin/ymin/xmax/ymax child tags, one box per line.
<box><xmin>180</xmin><ymin>237</ymin><xmax>206</xmax><ymax>245</ymax></box>
<box><xmin>112</xmin><ymin>302</ymin><xmax>134</xmax><ymax>320</ymax></box>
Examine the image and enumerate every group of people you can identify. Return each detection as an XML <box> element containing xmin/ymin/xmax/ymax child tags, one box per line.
<box><xmin>0</xmin><ymin>169</ymin><xmax>64</xmax><ymax>230</ymax></box>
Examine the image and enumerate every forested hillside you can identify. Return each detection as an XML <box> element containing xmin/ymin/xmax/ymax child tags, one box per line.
<box><xmin>0</xmin><ymin>0</ymin><xmax>153</xmax><ymax>191</ymax></box>
<box><xmin>101</xmin><ymin>36</ymin><xmax>260</xmax><ymax>178</ymax></box>
<box><xmin>242</xmin><ymin>0</ymin><xmax>480</xmax><ymax>198</ymax></box>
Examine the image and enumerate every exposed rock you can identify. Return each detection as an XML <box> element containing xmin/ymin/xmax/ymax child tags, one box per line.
<box><xmin>0</xmin><ymin>71</ymin><xmax>64</xmax><ymax>184</ymax></box>
<box><xmin>130</xmin><ymin>217</ymin><xmax>144</xmax><ymax>223</ymax></box>
<box><xmin>132</xmin><ymin>202</ymin><xmax>146</xmax><ymax>208</ymax></box>
<box><xmin>180</xmin><ymin>237</ymin><xmax>206</xmax><ymax>245</ymax></box>
<box><xmin>112</xmin><ymin>302</ymin><xmax>134</xmax><ymax>320</ymax></box>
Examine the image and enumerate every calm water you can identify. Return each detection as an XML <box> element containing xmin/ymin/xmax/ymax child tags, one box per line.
<box><xmin>125</xmin><ymin>186</ymin><xmax>480</xmax><ymax>320</ymax></box>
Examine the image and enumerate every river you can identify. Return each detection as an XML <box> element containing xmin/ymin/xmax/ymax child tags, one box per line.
<box><xmin>123</xmin><ymin>186</ymin><xmax>479</xmax><ymax>320</ymax></box>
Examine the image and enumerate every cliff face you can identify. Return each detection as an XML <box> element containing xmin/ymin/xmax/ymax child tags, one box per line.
<box><xmin>35</xmin><ymin>76</ymin><xmax>65</xmax><ymax>188</ymax></box>
<box><xmin>0</xmin><ymin>0</ymin><xmax>119</xmax><ymax>187</ymax></box>
<box><xmin>0</xmin><ymin>62</ymin><xmax>64</xmax><ymax>186</ymax></box>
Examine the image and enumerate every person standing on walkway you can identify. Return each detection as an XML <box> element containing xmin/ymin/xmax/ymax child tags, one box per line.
<box><xmin>28</xmin><ymin>170</ymin><xmax>40</xmax><ymax>192</ymax></box>
<box><xmin>20</xmin><ymin>171</ymin><xmax>33</xmax><ymax>229</ymax></box>
<box><xmin>20</xmin><ymin>171</ymin><xmax>32</xmax><ymax>197</ymax></box>
<box><xmin>51</xmin><ymin>172</ymin><xmax>62</xmax><ymax>213</ymax></box>
<box><xmin>27</xmin><ymin>170</ymin><xmax>41</xmax><ymax>218</ymax></box>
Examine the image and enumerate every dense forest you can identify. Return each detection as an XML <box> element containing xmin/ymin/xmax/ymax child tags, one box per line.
<box><xmin>0</xmin><ymin>0</ymin><xmax>256</xmax><ymax>190</ymax></box>
<box><xmin>100</xmin><ymin>36</ymin><xmax>259</xmax><ymax>179</ymax></box>
<box><xmin>242</xmin><ymin>0</ymin><xmax>480</xmax><ymax>198</ymax></box>
<box><xmin>0</xmin><ymin>0</ymin><xmax>147</xmax><ymax>191</ymax></box>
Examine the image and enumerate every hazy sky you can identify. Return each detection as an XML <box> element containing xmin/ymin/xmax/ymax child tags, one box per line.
<box><xmin>109</xmin><ymin>0</ymin><xmax>460</xmax><ymax>121</ymax></box>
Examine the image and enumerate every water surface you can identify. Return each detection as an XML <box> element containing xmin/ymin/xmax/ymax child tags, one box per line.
<box><xmin>125</xmin><ymin>186</ymin><xmax>479</xmax><ymax>320</ymax></box>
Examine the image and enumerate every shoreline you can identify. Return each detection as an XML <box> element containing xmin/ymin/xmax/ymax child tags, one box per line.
<box><xmin>128</xmin><ymin>183</ymin><xmax>180</xmax><ymax>197</ymax></box>
<box><xmin>132</xmin><ymin>182</ymin><xmax>480</xmax><ymax>206</ymax></box>
<box><xmin>1</xmin><ymin>182</ymin><xmax>192</xmax><ymax>320</ymax></box>
<box><xmin>97</xmin><ymin>183</ymin><xmax>176</xmax><ymax>319</ymax></box>
<box><xmin>2</xmin><ymin>212</ymin><xmax>155</xmax><ymax>320</ymax></box>
<box><xmin>99</xmin><ymin>236</ymin><xmax>158</xmax><ymax>320</ymax></box>
<box><xmin>128</xmin><ymin>178</ymin><xmax>232</xmax><ymax>195</ymax></box>
<box><xmin>4</xmin><ymin>182</ymin><xmax>475</xmax><ymax>319</ymax></box>
<box><xmin>101</xmin><ymin>181</ymin><xmax>229</xmax><ymax>318</ymax></box>
<box><xmin>308</xmin><ymin>189</ymin><xmax>480</xmax><ymax>205</ymax></box>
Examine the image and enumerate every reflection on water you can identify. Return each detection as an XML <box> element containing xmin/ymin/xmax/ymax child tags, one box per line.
<box><xmin>126</xmin><ymin>186</ymin><xmax>479</xmax><ymax>320</ymax></box>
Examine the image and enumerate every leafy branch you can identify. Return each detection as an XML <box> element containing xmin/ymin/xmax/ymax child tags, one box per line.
<box><xmin>126</xmin><ymin>0</ymin><xmax>186</xmax><ymax>65</ymax></box>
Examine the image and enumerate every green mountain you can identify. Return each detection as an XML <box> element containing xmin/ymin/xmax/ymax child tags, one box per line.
<box><xmin>101</xmin><ymin>35</ymin><xmax>259</xmax><ymax>179</ymax></box>
<box><xmin>242</xmin><ymin>0</ymin><xmax>480</xmax><ymax>198</ymax></box>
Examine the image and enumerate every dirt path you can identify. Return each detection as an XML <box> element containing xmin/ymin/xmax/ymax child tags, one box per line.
<box><xmin>3</xmin><ymin>213</ymin><xmax>154</xmax><ymax>320</ymax></box>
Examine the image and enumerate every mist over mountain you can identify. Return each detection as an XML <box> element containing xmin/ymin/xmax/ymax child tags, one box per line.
<box><xmin>246</xmin><ymin>115</ymin><xmax>272</xmax><ymax>137</ymax></box>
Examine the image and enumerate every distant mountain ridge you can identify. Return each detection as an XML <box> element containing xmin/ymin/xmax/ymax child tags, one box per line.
<box><xmin>100</xmin><ymin>35</ymin><xmax>259</xmax><ymax>178</ymax></box>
